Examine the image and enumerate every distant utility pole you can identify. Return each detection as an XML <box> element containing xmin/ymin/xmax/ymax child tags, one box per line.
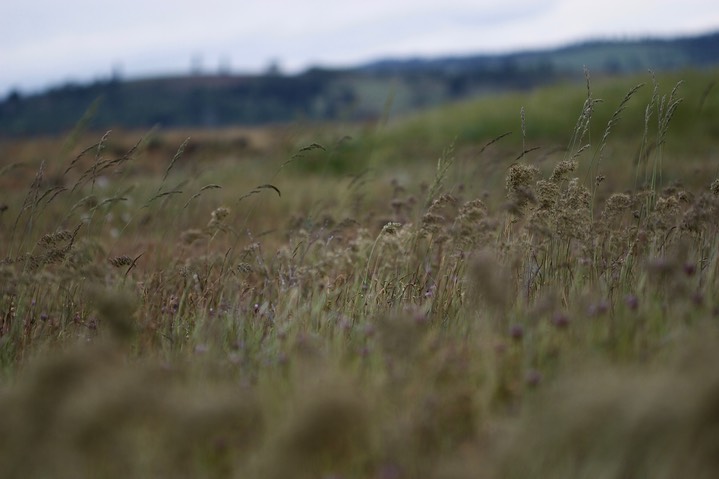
<box><xmin>265</xmin><ymin>59</ymin><xmax>282</xmax><ymax>76</ymax></box>
<box><xmin>110</xmin><ymin>63</ymin><xmax>123</xmax><ymax>82</ymax></box>
<box><xmin>218</xmin><ymin>57</ymin><xmax>232</xmax><ymax>76</ymax></box>
<box><xmin>191</xmin><ymin>54</ymin><xmax>203</xmax><ymax>75</ymax></box>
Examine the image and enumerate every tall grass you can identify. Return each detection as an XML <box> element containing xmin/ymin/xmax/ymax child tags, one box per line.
<box><xmin>0</xmin><ymin>70</ymin><xmax>718</xmax><ymax>478</ymax></box>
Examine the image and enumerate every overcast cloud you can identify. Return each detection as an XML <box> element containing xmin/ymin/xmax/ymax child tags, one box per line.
<box><xmin>1</xmin><ymin>0</ymin><xmax>719</xmax><ymax>96</ymax></box>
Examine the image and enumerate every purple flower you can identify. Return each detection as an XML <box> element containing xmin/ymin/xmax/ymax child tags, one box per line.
<box><xmin>625</xmin><ymin>294</ymin><xmax>639</xmax><ymax>311</ymax></box>
<box><xmin>509</xmin><ymin>324</ymin><xmax>524</xmax><ymax>341</ymax></box>
<box><xmin>588</xmin><ymin>300</ymin><xmax>609</xmax><ymax>317</ymax></box>
<box><xmin>526</xmin><ymin>369</ymin><xmax>542</xmax><ymax>387</ymax></box>
<box><xmin>691</xmin><ymin>292</ymin><xmax>704</xmax><ymax>307</ymax></box>
<box><xmin>552</xmin><ymin>312</ymin><xmax>570</xmax><ymax>329</ymax></box>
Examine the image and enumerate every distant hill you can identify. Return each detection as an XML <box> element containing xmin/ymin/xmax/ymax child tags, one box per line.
<box><xmin>1</xmin><ymin>30</ymin><xmax>718</xmax><ymax>137</ymax></box>
<box><xmin>360</xmin><ymin>31</ymin><xmax>719</xmax><ymax>74</ymax></box>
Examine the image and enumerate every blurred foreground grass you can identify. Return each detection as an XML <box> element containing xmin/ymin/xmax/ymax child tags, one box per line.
<box><xmin>0</xmin><ymin>69</ymin><xmax>718</xmax><ymax>478</ymax></box>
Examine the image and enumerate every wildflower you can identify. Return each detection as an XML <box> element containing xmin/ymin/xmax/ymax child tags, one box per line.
<box><xmin>526</xmin><ymin>369</ymin><xmax>542</xmax><ymax>387</ymax></box>
<box><xmin>552</xmin><ymin>312</ymin><xmax>570</xmax><ymax>329</ymax></box>
<box><xmin>510</xmin><ymin>325</ymin><xmax>524</xmax><ymax>341</ymax></box>
<box><xmin>625</xmin><ymin>294</ymin><xmax>639</xmax><ymax>311</ymax></box>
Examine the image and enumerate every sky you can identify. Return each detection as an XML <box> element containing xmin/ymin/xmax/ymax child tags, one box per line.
<box><xmin>2</xmin><ymin>0</ymin><xmax>719</xmax><ymax>97</ymax></box>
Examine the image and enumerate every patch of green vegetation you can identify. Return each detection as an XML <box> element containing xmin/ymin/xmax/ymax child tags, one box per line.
<box><xmin>383</xmin><ymin>68</ymin><xmax>718</xmax><ymax>151</ymax></box>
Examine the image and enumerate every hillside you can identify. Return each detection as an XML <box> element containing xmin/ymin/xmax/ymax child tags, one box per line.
<box><xmin>1</xmin><ymin>30</ymin><xmax>718</xmax><ymax>137</ymax></box>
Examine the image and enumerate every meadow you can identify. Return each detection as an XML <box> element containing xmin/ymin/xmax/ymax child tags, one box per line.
<box><xmin>0</xmin><ymin>68</ymin><xmax>718</xmax><ymax>478</ymax></box>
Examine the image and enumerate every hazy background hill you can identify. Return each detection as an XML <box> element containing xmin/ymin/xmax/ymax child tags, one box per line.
<box><xmin>1</xmin><ymin>31</ymin><xmax>718</xmax><ymax>137</ymax></box>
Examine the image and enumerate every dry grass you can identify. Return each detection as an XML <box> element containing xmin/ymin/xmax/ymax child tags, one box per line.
<box><xmin>0</xmin><ymin>71</ymin><xmax>718</xmax><ymax>478</ymax></box>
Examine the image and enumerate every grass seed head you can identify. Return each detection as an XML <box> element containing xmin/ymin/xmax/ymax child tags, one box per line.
<box><xmin>109</xmin><ymin>255</ymin><xmax>133</xmax><ymax>267</ymax></box>
<box><xmin>549</xmin><ymin>159</ymin><xmax>578</xmax><ymax>184</ymax></box>
<box><xmin>506</xmin><ymin>163</ymin><xmax>538</xmax><ymax>195</ymax></box>
<box><xmin>536</xmin><ymin>180</ymin><xmax>560</xmax><ymax>210</ymax></box>
<box><xmin>711</xmin><ymin>179</ymin><xmax>719</xmax><ymax>196</ymax></box>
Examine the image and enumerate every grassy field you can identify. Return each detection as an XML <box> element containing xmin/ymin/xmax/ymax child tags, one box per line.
<box><xmin>1</xmin><ymin>68</ymin><xmax>718</xmax><ymax>478</ymax></box>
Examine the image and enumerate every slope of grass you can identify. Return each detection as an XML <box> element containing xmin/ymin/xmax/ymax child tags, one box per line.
<box><xmin>377</xmin><ymin>68</ymin><xmax>718</xmax><ymax>166</ymax></box>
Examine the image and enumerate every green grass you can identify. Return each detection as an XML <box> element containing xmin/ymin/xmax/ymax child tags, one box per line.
<box><xmin>0</xmin><ymin>68</ymin><xmax>718</xmax><ymax>478</ymax></box>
